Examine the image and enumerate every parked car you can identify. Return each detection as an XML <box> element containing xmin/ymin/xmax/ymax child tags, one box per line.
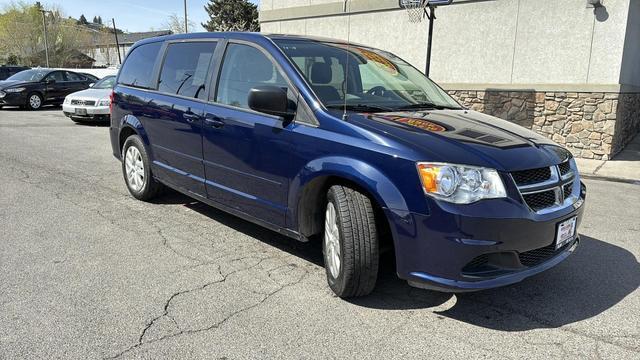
<box><xmin>110</xmin><ymin>33</ymin><xmax>586</xmax><ymax>298</ymax></box>
<box><xmin>0</xmin><ymin>68</ymin><xmax>92</xmax><ymax>110</ymax></box>
<box><xmin>63</xmin><ymin>75</ymin><xmax>115</xmax><ymax>122</ymax></box>
<box><xmin>0</xmin><ymin>65</ymin><xmax>30</xmax><ymax>80</ymax></box>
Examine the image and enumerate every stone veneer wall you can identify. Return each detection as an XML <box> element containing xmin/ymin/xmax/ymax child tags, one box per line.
<box><xmin>447</xmin><ymin>90</ymin><xmax>640</xmax><ymax>160</ymax></box>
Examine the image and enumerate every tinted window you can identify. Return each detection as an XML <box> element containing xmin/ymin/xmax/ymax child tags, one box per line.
<box><xmin>65</xmin><ymin>71</ymin><xmax>83</xmax><ymax>81</ymax></box>
<box><xmin>44</xmin><ymin>71</ymin><xmax>65</xmax><ymax>82</ymax></box>
<box><xmin>118</xmin><ymin>41</ymin><xmax>162</xmax><ymax>89</ymax></box>
<box><xmin>158</xmin><ymin>42</ymin><xmax>216</xmax><ymax>100</ymax></box>
<box><xmin>216</xmin><ymin>43</ymin><xmax>290</xmax><ymax>109</ymax></box>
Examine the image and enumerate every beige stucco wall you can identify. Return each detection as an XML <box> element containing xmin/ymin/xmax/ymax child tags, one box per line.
<box><xmin>259</xmin><ymin>0</ymin><xmax>636</xmax><ymax>87</ymax></box>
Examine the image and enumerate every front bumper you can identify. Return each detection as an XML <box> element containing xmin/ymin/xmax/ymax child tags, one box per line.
<box><xmin>0</xmin><ymin>91</ymin><xmax>27</xmax><ymax>106</ymax></box>
<box><xmin>63</xmin><ymin>104</ymin><xmax>110</xmax><ymax>120</ymax></box>
<box><xmin>387</xmin><ymin>181</ymin><xmax>586</xmax><ymax>292</ymax></box>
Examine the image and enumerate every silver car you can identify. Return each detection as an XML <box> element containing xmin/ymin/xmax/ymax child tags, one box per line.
<box><xmin>63</xmin><ymin>75</ymin><xmax>115</xmax><ymax>122</ymax></box>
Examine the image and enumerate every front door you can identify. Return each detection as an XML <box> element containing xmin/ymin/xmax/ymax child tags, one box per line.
<box><xmin>42</xmin><ymin>71</ymin><xmax>66</xmax><ymax>102</ymax></box>
<box><xmin>142</xmin><ymin>40</ymin><xmax>218</xmax><ymax>196</ymax></box>
<box><xmin>202</xmin><ymin>42</ymin><xmax>297</xmax><ymax>226</ymax></box>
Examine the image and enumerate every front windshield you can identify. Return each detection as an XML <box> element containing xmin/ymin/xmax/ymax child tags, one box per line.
<box><xmin>274</xmin><ymin>40</ymin><xmax>461</xmax><ymax>111</ymax></box>
<box><xmin>7</xmin><ymin>69</ymin><xmax>48</xmax><ymax>82</ymax></box>
<box><xmin>93</xmin><ymin>76</ymin><xmax>116</xmax><ymax>89</ymax></box>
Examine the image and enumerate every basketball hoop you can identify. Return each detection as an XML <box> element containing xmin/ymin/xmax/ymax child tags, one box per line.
<box><xmin>400</xmin><ymin>0</ymin><xmax>428</xmax><ymax>23</ymax></box>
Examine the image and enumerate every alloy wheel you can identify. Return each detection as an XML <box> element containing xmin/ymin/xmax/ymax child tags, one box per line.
<box><xmin>324</xmin><ymin>202</ymin><xmax>341</xmax><ymax>279</ymax></box>
<box><xmin>125</xmin><ymin>146</ymin><xmax>145</xmax><ymax>191</ymax></box>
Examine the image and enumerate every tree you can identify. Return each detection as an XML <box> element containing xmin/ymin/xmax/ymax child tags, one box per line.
<box><xmin>164</xmin><ymin>13</ymin><xmax>195</xmax><ymax>34</ymax></box>
<box><xmin>92</xmin><ymin>16</ymin><xmax>98</xmax><ymax>23</ymax></box>
<box><xmin>77</xmin><ymin>14</ymin><xmax>88</xmax><ymax>25</ymax></box>
<box><xmin>202</xmin><ymin>0</ymin><xmax>259</xmax><ymax>32</ymax></box>
<box><xmin>0</xmin><ymin>3</ymin><xmax>94</xmax><ymax>67</ymax></box>
<box><xmin>97</xmin><ymin>16</ymin><xmax>102</xmax><ymax>25</ymax></box>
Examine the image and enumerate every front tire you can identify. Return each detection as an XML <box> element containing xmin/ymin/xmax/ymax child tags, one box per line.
<box><xmin>121</xmin><ymin>135</ymin><xmax>163</xmax><ymax>201</ymax></box>
<box><xmin>323</xmin><ymin>185</ymin><xmax>379</xmax><ymax>298</ymax></box>
<box><xmin>26</xmin><ymin>92</ymin><xmax>43</xmax><ymax>110</ymax></box>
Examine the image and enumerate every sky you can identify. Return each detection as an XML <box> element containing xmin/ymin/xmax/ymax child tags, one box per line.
<box><xmin>0</xmin><ymin>0</ymin><xmax>259</xmax><ymax>33</ymax></box>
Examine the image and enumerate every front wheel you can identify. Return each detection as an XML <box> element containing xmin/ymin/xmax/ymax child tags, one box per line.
<box><xmin>323</xmin><ymin>185</ymin><xmax>379</xmax><ymax>298</ymax></box>
<box><xmin>121</xmin><ymin>135</ymin><xmax>163</xmax><ymax>201</ymax></box>
<box><xmin>26</xmin><ymin>92</ymin><xmax>43</xmax><ymax>110</ymax></box>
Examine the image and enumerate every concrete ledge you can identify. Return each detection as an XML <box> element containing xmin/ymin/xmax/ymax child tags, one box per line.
<box><xmin>440</xmin><ymin>83</ymin><xmax>640</xmax><ymax>94</ymax></box>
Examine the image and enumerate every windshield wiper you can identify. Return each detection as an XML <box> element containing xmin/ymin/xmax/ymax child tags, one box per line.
<box><xmin>326</xmin><ymin>104</ymin><xmax>395</xmax><ymax>113</ymax></box>
<box><xmin>395</xmin><ymin>102</ymin><xmax>462</xmax><ymax>111</ymax></box>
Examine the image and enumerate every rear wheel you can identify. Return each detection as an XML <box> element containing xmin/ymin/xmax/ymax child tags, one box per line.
<box><xmin>26</xmin><ymin>92</ymin><xmax>43</xmax><ymax>110</ymax></box>
<box><xmin>323</xmin><ymin>185</ymin><xmax>379</xmax><ymax>298</ymax></box>
<box><xmin>121</xmin><ymin>135</ymin><xmax>163</xmax><ymax>201</ymax></box>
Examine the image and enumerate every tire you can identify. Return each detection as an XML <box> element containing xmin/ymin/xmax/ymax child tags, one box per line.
<box><xmin>323</xmin><ymin>185</ymin><xmax>379</xmax><ymax>298</ymax></box>
<box><xmin>121</xmin><ymin>135</ymin><xmax>163</xmax><ymax>201</ymax></box>
<box><xmin>26</xmin><ymin>92</ymin><xmax>43</xmax><ymax>110</ymax></box>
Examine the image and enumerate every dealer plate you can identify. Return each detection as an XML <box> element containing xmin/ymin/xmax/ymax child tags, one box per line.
<box><xmin>75</xmin><ymin>108</ymin><xmax>87</xmax><ymax>116</ymax></box>
<box><xmin>556</xmin><ymin>216</ymin><xmax>577</xmax><ymax>249</ymax></box>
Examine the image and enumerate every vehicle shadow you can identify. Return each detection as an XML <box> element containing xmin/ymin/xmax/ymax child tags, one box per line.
<box><xmin>152</xmin><ymin>190</ymin><xmax>639</xmax><ymax>331</ymax></box>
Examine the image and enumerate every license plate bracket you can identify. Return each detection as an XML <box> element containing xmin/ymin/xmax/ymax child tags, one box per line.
<box><xmin>556</xmin><ymin>216</ymin><xmax>577</xmax><ymax>249</ymax></box>
<box><xmin>75</xmin><ymin>108</ymin><xmax>87</xmax><ymax>116</ymax></box>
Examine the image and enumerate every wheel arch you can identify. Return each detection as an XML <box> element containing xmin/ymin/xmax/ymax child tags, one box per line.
<box><xmin>117</xmin><ymin>115</ymin><xmax>150</xmax><ymax>156</ymax></box>
<box><xmin>291</xmin><ymin>157</ymin><xmax>408</xmax><ymax>242</ymax></box>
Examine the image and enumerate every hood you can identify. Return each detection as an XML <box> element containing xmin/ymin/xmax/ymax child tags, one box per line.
<box><xmin>0</xmin><ymin>80</ymin><xmax>33</xmax><ymax>89</ymax></box>
<box><xmin>345</xmin><ymin>109</ymin><xmax>571</xmax><ymax>171</ymax></box>
<box><xmin>66</xmin><ymin>88</ymin><xmax>111</xmax><ymax>100</ymax></box>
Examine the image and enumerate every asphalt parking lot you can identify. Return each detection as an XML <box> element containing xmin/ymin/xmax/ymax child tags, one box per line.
<box><xmin>1</xmin><ymin>108</ymin><xmax>638</xmax><ymax>359</ymax></box>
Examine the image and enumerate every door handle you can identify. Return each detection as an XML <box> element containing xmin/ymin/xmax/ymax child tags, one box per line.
<box><xmin>183</xmin><ymin>111</ymin><xmax>201</xmax><ymax>123</ymax></box>
<box><xmin>204</xmin><ymin>115</ymin><xmax>225</xmax><ymax>128</ymax></box>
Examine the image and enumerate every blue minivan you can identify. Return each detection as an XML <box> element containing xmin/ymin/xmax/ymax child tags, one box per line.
<box><xmin>109</xmin><ymin>33</ymin><xmax>586</xmax><ymax>297</ymax></box>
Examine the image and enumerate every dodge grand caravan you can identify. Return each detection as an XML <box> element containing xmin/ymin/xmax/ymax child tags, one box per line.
<box><xmin>109</xmin><ymin>33</ymin><xmax>586</xmax><ymax>298</ymax></box>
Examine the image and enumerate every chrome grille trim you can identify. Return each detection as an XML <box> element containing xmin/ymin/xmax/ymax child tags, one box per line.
<box><xmin>511</xmin><ymin>160</ymin><xmax>579</xmax><ymax>214</ymax></box>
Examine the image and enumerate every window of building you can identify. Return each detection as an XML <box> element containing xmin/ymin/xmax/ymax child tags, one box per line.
<box><xmin>158</xmin><ymin>42</ymin><xmax>217</xmax><ymax>100</ymax></box>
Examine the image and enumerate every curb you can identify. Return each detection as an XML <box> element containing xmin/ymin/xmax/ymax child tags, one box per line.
<box><xmin>580</xmin><ymin>174</ymin><xmax>640</xmax><ymax>185</ymax></box>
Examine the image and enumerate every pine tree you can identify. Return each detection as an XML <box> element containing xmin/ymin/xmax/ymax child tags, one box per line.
<box><xmin>92</xmin><ymin>16</ymin><xmax>98</xmax><ymax>23</ymax></box>
<box><xmin>201</xmin><ymin>0</ymin><xmax>259</xmax><ymax>32</ymax></box>
<box><xmin>77</xmin><ymin>14</ymin><xmax>88</xmax><ymax>25</ymax></box>
<box><xmin>97</xmin><ymin>16</ymin><xmax>103</xmax><ymax>25</ymax></box>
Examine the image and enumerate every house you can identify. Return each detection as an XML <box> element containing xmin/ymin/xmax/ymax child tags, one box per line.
<box><xmin>87</xmin><ymin>30</ymin><xmax>172</xmax><ymax>67</ymax></box>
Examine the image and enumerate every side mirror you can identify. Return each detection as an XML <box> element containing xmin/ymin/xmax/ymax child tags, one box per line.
<box><xmin>89</xmin><ymin>83</ymin><xmax>95</xmax><ymax>88</ymax></box>
<box><xmin>248</xmin><ymin>86</ymin><xmax>296</xmax><ymax>120</ymax></box>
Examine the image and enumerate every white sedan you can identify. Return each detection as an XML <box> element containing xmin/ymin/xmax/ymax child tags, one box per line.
<box><xmin>62</xmin><ymin>75</ymin><xmax>115</xmax><ymax>122</ymax></box>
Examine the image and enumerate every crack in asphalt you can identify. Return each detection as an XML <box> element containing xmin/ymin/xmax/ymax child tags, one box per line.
<box><xmin>105</xmin><ymin>257</ymin><xmax>309</xmax><ymax>359</ymax></box>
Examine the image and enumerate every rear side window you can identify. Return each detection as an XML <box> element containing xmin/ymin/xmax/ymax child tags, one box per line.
<box><xmin>158</xmin><ymin>42</ymin><xmax>216</xmax><ymax>100</ymax></box>
<box><xmin>216</xmin><ymin>43</ymin><xmax>290</xmax><ymax>110</ymax></box>
<box><xmin>118</xmin><ymin>42</ymin><xmax>162</xmax><ymax>89</ymax></box>
<box><xmin>65</xmin><ymin>72</ymin><xmax>82</xmax><ymax>81</ymax></box>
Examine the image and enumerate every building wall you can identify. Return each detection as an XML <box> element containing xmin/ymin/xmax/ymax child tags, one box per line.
<box><xmin>260</xmin><ymin>0</ymin><xmax>635</xmax><ymax>87</ymax></box>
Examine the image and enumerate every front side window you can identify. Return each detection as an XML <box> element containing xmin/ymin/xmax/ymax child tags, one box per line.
<box><xmin>216</xmin><ymin>43</ymin><xmax>291</xmax><ymax>110</ymax></box>
<box><xmin>275</xmin><ymin>40</ymin><xmax>461</xmax><ymax>111</ymax></box>
<box><xmin>118</xmin><ymin>41</ymin><xmax>162</xmax><ymax>89</ymax></box>
<box><xmin>44</xmin><ymin>71</ymin><xmax>65</xmax><ymax>82</ymax></box>
<box><xmin>158</xmin><ymin>42</ymin><xmax>216</xmax><ymax>100</ymax></box>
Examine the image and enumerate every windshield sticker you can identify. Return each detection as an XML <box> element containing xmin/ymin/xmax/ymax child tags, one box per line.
<box><xmin>376</xmin><ymin>115</ymin><xmax>447</xmax><ymax>132</ymax></box>
<box><xmin>356</xmin><ymin>47</ymin><xmax>399</xmax><ymax>76</ymax></box>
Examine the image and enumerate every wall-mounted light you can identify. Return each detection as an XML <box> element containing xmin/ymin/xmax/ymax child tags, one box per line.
<box><xmin>587</xmin><ymin>0</ymin><xmax>603</xmax><ymax>8</ymax></box>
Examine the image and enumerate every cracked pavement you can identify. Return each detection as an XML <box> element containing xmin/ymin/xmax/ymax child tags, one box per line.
<box><xmin>0</xmin><ymin>109</ymin><xmax>638</xmax><ymax>359</ymax></box>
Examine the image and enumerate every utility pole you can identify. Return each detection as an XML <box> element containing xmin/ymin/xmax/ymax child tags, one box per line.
<box><xmin>112</xmin><ymin>18</ymin><xmax>122</xmax><ymax>64</ymax></box>
<box><xmin>184</xmin><ymin>0</ymin><xmax>188</xmax><ymax>33</ymax></box>
<box><xmin>39</xmin><ymin>9</ymin><xmax>50</xmax><ymax>67</ymax></box>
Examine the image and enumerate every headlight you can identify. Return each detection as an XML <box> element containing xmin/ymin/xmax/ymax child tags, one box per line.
<box><xmin>98</xmin><ymin>99</ymin><xmax>110</xmax><ymax>107</ymax></box>
<box><xmin>416</xmin><ymin>162</ymin><xmax>506</xmax><ymax>204</ymax></box>
<box><xmin>5</xmin><ymin>87</ymin><xmax>25</xmax><ymax>93</ymax></box>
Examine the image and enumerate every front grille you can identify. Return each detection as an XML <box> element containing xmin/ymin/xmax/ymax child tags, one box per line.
<box><xmin>563</xmin><ymin>183</ymin><xmax>573</xmax><ymax>198</ymax></box>
<box><xmin>462</xmin><ymin>254</ymin><xmax>489</xmax><ymax>273</ymax></box>
<box><xmin>522</xmin><ymin>190</ymin><xmax>557</xmax><ymax>211</ymax></box>
<box><xmin>511</xmin><ymin>167</ymin><xmax>551</xmax><ymax>186</ymax></box>
<box><xmin>70</xmin><ymin>99</ymin><xmax>95</xmax><ymax>106</ymax></box>
<box><xmin>519</xmin><ymin>240</ymin><xmax>573</xmax><ymax>267</ymax></box>
<box><xmin>558</xmin><ymin>161</ymin><xmax>572</xmax><ymax>176</ymax></box>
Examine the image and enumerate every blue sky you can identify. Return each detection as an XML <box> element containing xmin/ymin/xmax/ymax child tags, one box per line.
<box><xmin>0</xmin><ymin>0</ymin><xmax>259</xmax><ymax>32</ymax></box>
